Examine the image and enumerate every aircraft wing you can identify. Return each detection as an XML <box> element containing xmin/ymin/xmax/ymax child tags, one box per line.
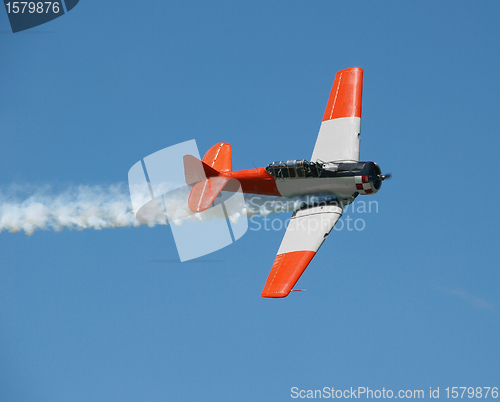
<box><xmin>311</xmin><ymin>67</ymin><xmax>363</xmax><ymax>163</ymax></box>
<box><xmin>261</xmin><ymin>204</ymin><xmax>343</xmax><ymax>298</ymax></box>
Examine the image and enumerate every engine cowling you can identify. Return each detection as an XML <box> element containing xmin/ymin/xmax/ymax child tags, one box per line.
<box><xmin>354</xmin><ymin>162</ymin><xmax>382</xmax><ymax>195</ymax></box>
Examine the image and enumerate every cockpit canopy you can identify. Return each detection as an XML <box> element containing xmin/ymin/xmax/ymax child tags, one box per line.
<box><xmin>265</xmin><ymin>159</ymin><xmax>381</xmax><ymax>182</ymax></box>
<box><xmin>265</xmin><ymin>160</ymin><xmax>321</xmax><ymax>179</ymax></box>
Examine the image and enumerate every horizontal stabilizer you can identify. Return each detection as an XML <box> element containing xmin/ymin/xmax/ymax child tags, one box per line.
<box><xmin>183</xmin><ymin>154</ymin><xmax>219</xmax><ymax>185</ymax></box>
<box><xmin>188</xmin><ymin>176</ymin><xmax>230</xmax><ymax>213</ymax></box>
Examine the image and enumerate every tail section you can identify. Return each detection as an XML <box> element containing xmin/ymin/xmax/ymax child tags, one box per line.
<box><xmin>183</xmin><ymin>142</ymin><xmax>232</xmax><ymax>185</ymax></box>
<box><xmin>184</xmin><ymin>142</ymin><xmax>233</xmax><ymax>213</ymax></box>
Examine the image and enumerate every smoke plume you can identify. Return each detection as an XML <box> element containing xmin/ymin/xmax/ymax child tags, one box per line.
<box><xmin>0</xmin><ymin>183</ymin><xmax>338</xmax><ymax>235</ymax></box>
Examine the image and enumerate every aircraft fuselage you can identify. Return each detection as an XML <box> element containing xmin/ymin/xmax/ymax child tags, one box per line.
<box><xmin>226</xmin><ymin>160</ymin><xmax>383</xmax><ymax>201</ymax></box>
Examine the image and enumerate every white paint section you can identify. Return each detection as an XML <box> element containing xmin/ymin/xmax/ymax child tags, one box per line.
<box><xmin>275</xmin><ymin>176</ymin><xmax>357</xmax><ymax>198</ymax></box>
<box><xmin>311</xmin><ymin>117</ymin><xmax>361</xmax><ymax>163</ymax></box>
<box><xmin>277</xmin><ymin>205</ymin><xmax>343</xmax><ymax>254</ymax></box>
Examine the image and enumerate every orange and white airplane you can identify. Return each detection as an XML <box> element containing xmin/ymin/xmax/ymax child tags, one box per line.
<box><xmin>184</xmin><ymin>67</ymin><xmax>387</xmax><ymax>298</ymax></box>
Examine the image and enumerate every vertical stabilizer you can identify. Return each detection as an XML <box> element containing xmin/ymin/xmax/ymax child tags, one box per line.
<box><xmin>202</xmin><ymin>142</ymin><xmax>233</xmax><ymax>172</ymax></box>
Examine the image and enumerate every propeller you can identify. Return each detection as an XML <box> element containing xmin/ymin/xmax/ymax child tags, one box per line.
<box><xmin>380</xmin><ymin>173</ymin><xmax>392</xmax><ymax>181</ymax></box>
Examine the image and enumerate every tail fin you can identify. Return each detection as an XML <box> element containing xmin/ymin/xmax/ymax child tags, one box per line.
<box><xmin>202</xmin><ymin>142</ymin><xmax>232</xmax><ymax>172</ymax></box>
<box><xmin>184</xmin><ymin>142</ymin><xmax>233</xmax><ymax>213</ymax></box>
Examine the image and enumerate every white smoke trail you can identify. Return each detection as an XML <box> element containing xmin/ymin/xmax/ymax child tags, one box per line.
<box><xmin>0</xmin><ymin>183</ymin><xmax>339</xmax><ymax>235</ymax></box>
<box><xmin>0</xmin><ymin>183</ymin><xmax>140</xmax><ymax>235</ymax></box>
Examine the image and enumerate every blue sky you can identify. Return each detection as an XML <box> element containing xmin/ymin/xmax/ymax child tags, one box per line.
<box><xmin>1</xmin><ymin>1</ymin><xmax>500</xmax><ymax>401</ymax></box>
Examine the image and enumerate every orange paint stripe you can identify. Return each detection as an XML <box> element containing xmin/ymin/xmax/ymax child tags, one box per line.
<box><xmin>322</xmin><ymin>67</ymin><xmax>363</xmax><ymax>121</ymax></box>
<box><xmin>261</xmin><ymin>251</ymin><xmax>316</xmax><ymax>298</ymax></box>
<box><xmin>229</xmin><ymin>168</ymin><xmax>281</xmax><ymax>196</ymax></box>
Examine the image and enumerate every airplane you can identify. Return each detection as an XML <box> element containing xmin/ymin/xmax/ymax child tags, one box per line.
<box><xmin>183</xmin><ymin>67</ymin><xmax>388</xmax><ymax>298</ymax></box>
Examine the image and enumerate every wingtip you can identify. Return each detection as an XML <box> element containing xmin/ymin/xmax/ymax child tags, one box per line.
<box><xmin>322</xmin><ymin>67</ymin><xmax>363</xmax><ymax>121</ymax></box>
<box><xmin>344</xmin><ymin>66</ymin><xmax>363</xmax><ymax>72</ymax></box>
<box><xmin>260</xmin><ymin>251</ymin><xmax>316</xmax><ymax>299</ymax></box>
<box><xmin>261</xmin><ymin>291</ymin><xmax>290</xmax><ymax>298</ymax></box>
